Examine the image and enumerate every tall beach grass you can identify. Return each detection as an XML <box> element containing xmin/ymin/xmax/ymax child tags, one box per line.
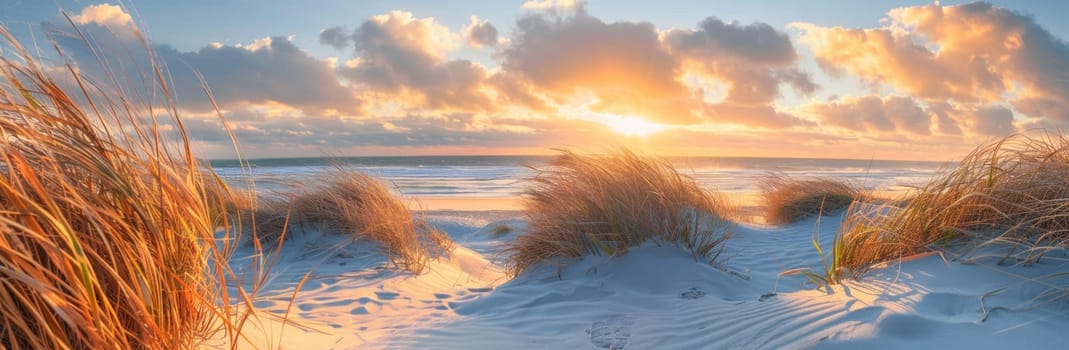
<box><xmin>506</xmin><ymin>149</ymin><xmax>734</xmax><ymax>276</ymax></box>
<box><xmin>247</xmin><ymin>169</ymin><xmax>453</xmax><ymax>274</ymax></box>
<box><xmin>760</xmin><ymin>174</ymin><xmax>864</xmax><ymax>225</ymax></box>
<box><xmin>0</xmin><ymin>24</ymin><xmax>261</xmax><ymax>348</ymax></box>
<box><xmin>824</xmin><ymin>133</ymin><xmax>1069</xmax><ymax>282</ymax></box>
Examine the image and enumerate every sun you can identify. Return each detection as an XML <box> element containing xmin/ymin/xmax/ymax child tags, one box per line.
<box><xmin>604</xmin><ymin>115</ymin><xmax>666</xmax><ymax>137</ymax></box>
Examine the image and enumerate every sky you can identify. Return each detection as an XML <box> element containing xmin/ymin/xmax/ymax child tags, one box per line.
<box><xmin>3</xmin><ymin>0</ymin><xmax>1069</xmax><ymax>160</ymax></box>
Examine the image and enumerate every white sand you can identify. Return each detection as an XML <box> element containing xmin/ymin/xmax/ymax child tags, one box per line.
<box><xmin>214</xmin><ymin>210</ymin><xmax>1069</xmax><ymax>349</ymax></box>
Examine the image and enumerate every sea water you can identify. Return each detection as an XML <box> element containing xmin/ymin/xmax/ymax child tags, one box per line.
<box><xmin>209</xmin><ymin>156</ymin><xmax>949</xmax><ymax>200</ymax></box>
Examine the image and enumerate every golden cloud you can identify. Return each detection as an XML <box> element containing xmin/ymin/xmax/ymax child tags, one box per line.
<box><xmin>795</xmin><ymin>2</ymin><xmax>1069</xmax><ymax>125</ymax></box>
<box><xmin>71</xmin><ymin>3</ymin><xmax>133</xmax><ymax>28</ymax></box>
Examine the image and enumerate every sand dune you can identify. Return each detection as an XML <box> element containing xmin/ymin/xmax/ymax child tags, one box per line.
<box><xmin>217</xmin><ymin>210</ymin><xmax>1069</xmax><ymax>349</ymax></box>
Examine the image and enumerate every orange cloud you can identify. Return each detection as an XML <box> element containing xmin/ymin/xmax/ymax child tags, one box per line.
<box><xmin>793</xmin><ymin>23</ymin><xmax>985</xmax><ymax>101</ymax></box>
<box><xmin>521</xmin><ymin>0</ymin><xmax>579</xmax><ymax>11</ymax></box>
<box><xmin>664</xmin><ymin>18</ymin><xmax>797</xmax><ymax>67</ymax></box>
<box><xmin>664</xmin><ymin>17</ymin><xmax>816</xmax><ymax>128</ymax></box>
<box><xmin>795</xmin><ymin>2</ymin><xmax>1069</xmax><ymax>125</ymax></box>
<box><xmin>807</xmin><ymin>96</ymin><xmax>932</xmax><ymax>135</ymax></box>
<box><xmin>500</xmin><ymin>10</ymin><xmax>697</xmax><ymax>123</ymax></box>
<box><xmin>328</xmin><ymin>11</ymin><xmax>494</xmax><ymax>112</ymax></box>
<box><xmin>706</xmin><ymin>103</ymin><xmax>814</xmax><ymax>129</ymax></box>
<box><xmin>179</xmin><ymin>37</ymin><xmax>363</xmax><ymax>114</ymax></box>
<box><xmin>807</xmin><ymin>95</ymin><xmax>1017</xmax><ymax>138</ymax></box>
<box><xmin>463</xmin><ymin>16</ymin><xmax>500</xmax><ymax>48</ymax></box>
<box><xmin>486</xmin><ymin>72</ymin><xmax>550</xmax><ymax>112</ymax></box>
<box><xmin>360</xmin><ymin>11</ymin><xmax>458</xmax><ymax>59</ymax></box>
<box><xmin>313</xmin><ymin>9</ymin><xmax>821</xmax><ymax>128</ymax></box>
<box><xmin>51</xmin><ymin>6</ymin><xmax>360</xmax><ymax>116</ymax></box>
<box><xmin>928</xmin><ymin>102</ymin><xmax>1017</xmax><ymax>137</ymax></box>
<box><xmin>59</xmin><ymin>2</ymin><xmax>1046</xmax><ymax>159</ymax></box>
<box><xmin>71</xmin><ymin>3</ymin><xmax>133</xmax><ymax>28</ymax></box>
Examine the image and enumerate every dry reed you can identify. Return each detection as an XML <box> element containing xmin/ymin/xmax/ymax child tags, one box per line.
<box><xmin>249</xmin><ymin>169</ymin><xmax>453</xmax><ymax>274</ymax></box>
<box><xmin>760</xmin><ymin>174</ymin><xmax>864</xmax><ymax>225</ymax></box>
<box><xmin>506</xmin><ymin>149</ymin><xmax>734</xmax><ymax>276</ymax></box>
<box><xmin>828</xmin><ymin>133</ymin><xmax>1069</xmax><ymax>282</ymax></box>
<box><xmin>0</xmin><ymin>23</ymin><xmax>264</xmax><ymax>349</ymax></box>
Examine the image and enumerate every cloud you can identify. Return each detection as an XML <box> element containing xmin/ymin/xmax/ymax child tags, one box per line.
<box><xmin>808</xmin><ymin>96</ymin><xmax>931</xmax><ymax>135</ymax></box>
<box><xmin>794</xmin><ymin>2</ymin><xmax>1069</xmax><ymax>125</ymax></box>
<box><xmin>663</xmin><ymin>17</ymin><xmax>816</xmax><ymax>127</ymax></box>
<box><xmin>792</xmin><ymin>22</ymin><xmax>996</xmax><ymax>102</ymax></box>
<box><xmin>486</xmin><ymin>72</ymin><xmax>550</xmax><ymax>112</ymax></box>
<box><xmin>704</xmin><ymin>65</ymin><xmax>815</xmax><ymax>105</ymax></box>
<box><xmin>70</xmin><ymin>3</ymin><xmax>133</xmax><ymax>28</ymax></box>
<box><xmin>808</xmin><ymin>95</ymin><xmax>1017</xmax><ymax>137</ymax></box>
<box><xmin>53</xmin><ymin>2</ymin><xmax>1022</xmax><ymax>159</ymax></box>
<box><xmin>166</xmin><ymin>37</ymin><xmax>362</xmax><ymax>114</ymax></box>
<box><xmin>775</xmin><ymin>69</ymin><xmax>819</xmax><ymax>97</ymax></box>
<box><xmin>500</xmin><ymin>10</ymin><xmax>698</xmax><ymax>123</ymax></box>
<box><xmin>331</xmin><ymin>11</ymin><xmax>494</xmax><ymax>112</ymax></box>
<box><xmin>181</xmin><ymin>106</ymin><xmax>607</xmax><ymax>157</ymax></box>
<box><xmin>705</xmin><ymin>103</ymin><xmax>814</xmax><ymax>129</ymax></box>
<box><xmin>356</xmin><ymin>11</ymin><xmax>457</xmax><ymax>60</ymax></box>
<box><xmin>966</xmin><ymin>106</ymin><xmax>1017</xmax><ymax>136</ymax></box>
<box><xmin>319</xmin><ymin>26</ymin><xmax>350</xmax><ymax>50</ymax></box>
<box><xmin>926</xmin><ymin>101</ymin><xmax>964</xmax><ymax>136</ymax></box>
<box><xmin>928</xmin><ymin>102</ymin><xmax>1017</xmax><ymax>137</ymax></box>
<box><xmin>315</xmin><ymin>10</ymin><xmax>815</xmax><ymax>130</ymax></box>
<box><xmin>50</xmin><ymin>5</ymin><xmax>361</xmax><ymax>115</ymax></box>
<box><xmin>463</xmin><ymin>16</ymin><xmax>500</xmax><ymax>48</ymax></box>
<box><xmin>664</xmin><ymin>17</ymin><xmax>796</xmax><ymax>66</ymax></box>
<box><xmin>521</xmin><ymin>0</ymin><xmax>580</xmax><ymax>11</ymax></box>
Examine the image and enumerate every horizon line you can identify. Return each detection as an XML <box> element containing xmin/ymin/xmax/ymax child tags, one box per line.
<box><xmin>204</xmin><ymin>153</ymin><xmax>952</xmax><ymax>164</ymax></box>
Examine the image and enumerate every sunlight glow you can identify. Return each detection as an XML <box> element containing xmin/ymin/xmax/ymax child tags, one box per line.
<box><xmin>603</xmin><ymin>115</ymin><xmax>666</xmax><ymax>137</ymax></box>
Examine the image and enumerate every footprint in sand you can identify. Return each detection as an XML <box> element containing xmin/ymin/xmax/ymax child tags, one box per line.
<box><xmin>680</xmin><ymin>287</ymin><xmax>706</xmax><ymax>300</ymax></box>
<box><xmin>912</xmin><ymin>292</ymin><xmax>984</xmax><ymax>323</ymax></box>
<box><xmin>587</xmin><ymin>316</ymin><xmax>635</xmax><ymax>349</ymax></box>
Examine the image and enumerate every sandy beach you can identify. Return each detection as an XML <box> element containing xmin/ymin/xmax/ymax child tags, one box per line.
<box><xmin>409</xmin><ymin>193</ymin><xmax>773</xmax><ymax>224</ymax></box>
<box><xmin>7</xmin><ymin>2</ymin><xmax>1069</xmax><ymax>349</ymax></box>
<box><xmin>216</xmin><ymin>200</ymin><xmax>1069</xmax><ymax>349</ymax></box>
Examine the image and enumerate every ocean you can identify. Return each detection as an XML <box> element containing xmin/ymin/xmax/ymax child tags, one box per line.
<box><xmin>209</xmin><ymin>155</ymin><xmax>950</xmax><ymax>200</ymax></box>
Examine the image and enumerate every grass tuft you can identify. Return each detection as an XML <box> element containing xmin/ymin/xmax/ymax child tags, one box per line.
<box><xmin>827</xmin><ymin>133</ymin><xmax>1069</xmax><ymax>282</ymax></box>
<box><xmin>0</xmin><ymin>25</ymin><xmax>259</xmax><ymax>349</ymax></box>
<box><xmin>760</xmin><ymin>174</ymin><xmax>864</xmax><ymax>225</ymax></box>
<box><xmin>506</xmin><ymin>149</ymin><xmax>734</xmax><ymax>276</ymax></box>
<box><xmin>248</xmin><ymin>169</ymin><xmax>453</xmax><ymax>274</ymax></box>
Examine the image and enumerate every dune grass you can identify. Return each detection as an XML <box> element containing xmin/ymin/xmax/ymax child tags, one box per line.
<box><xmin>0</xmin><ymin>26</ymin><xmax>262</xmax><ymax>349</ymax></box>
<box><xmin>822</xmin><ymin>133</ymin><xmax>1069</xmax><ymax>283</ymax></box>
<box><xmin>248</xmin><ymin>169</ymin><xmax>453</xmax><ymax>274</ymax></box>
<box><xmin>760</xmin><ymin>174</ymin><xmax>864</xmax><ymax>225</ymax></box>
<box><xmin>506</xmin><ymin>149</ymin><xmax>734</xmax><ymax>276</ymax></box>
<box><xmin>201</xmin><ymin>169</ymin><xmax>258</xmax><ymax>229</ymax></box>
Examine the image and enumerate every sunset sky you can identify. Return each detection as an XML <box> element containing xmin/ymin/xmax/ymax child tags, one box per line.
<box><xmin>3</xmin><ymin>1</ymin><xmax>1069</xmax><ymax>160</ymax></box>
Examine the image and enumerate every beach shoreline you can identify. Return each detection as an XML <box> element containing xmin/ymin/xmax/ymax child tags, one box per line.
<box><xmin>409</xmin><ymin>196</ymin><xmax>525</xmax><ymax>211</ymax></box>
